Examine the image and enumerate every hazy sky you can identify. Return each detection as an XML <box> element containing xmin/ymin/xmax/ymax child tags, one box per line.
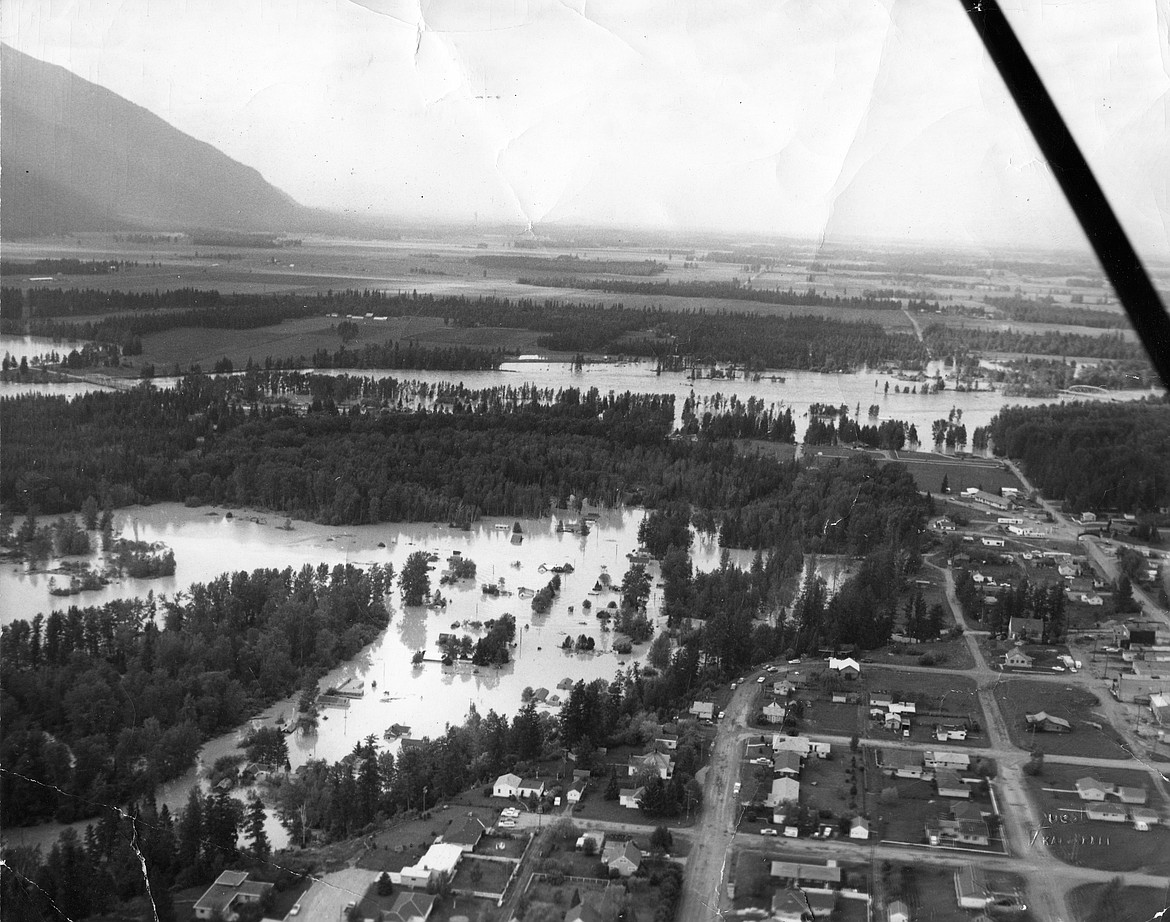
<box><xmin>3</xmin><ymin>0</ymin><xmax>1168</xmax><ymax>256</ymax></box>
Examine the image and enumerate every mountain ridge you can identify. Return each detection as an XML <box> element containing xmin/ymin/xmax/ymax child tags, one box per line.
<box><xmin>1</xmin><ymin>44</ymin><xmax>323</xmax><ymax>239</ymax></box>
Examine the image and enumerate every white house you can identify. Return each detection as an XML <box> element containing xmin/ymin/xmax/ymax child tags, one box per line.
<box><xmin>828</xmin><ymin>657</ymin><xmax>861</xmax><ymax>678</ymax></box>
<box><xmin>772</xmin><ymin>735</ymin><xmax>830</xmax><ymax>758</ymax></box>
<box><xmin>689</xmin><ymin>701</ymin><xmax>715</xmax><ymax>720</ymax></box>
<box><xmin>397</xmin><ymin>842</ymin><xmax>464</xmax><ymax>890</ymax></box>
<box><xmin>566</xmin><ymin>778</ymin><xmax>588</xmax><ymax>804</ymax></box>
<box><xmin>1131</xmin><ymin>807</ymin><xmax>1160</xmax><ymax>831</ymax></box>
<box><xmin>849</xmin><ymin>816</ymin><xmax>870</xmax><ymax>840</ymax></box>
<box><xmin>193</xmin><ymin>872</ymin><xmax>273</xmax><ymax>922</ymax></box>
<box><xmin>619</xmin><ymin>786</ymin><xmax>644</xmax><ymax>809</ymax></box>
<box><xmin>493</xmin><ymin>773</ymin><xmax>523</xmax><ymax>798</ymax></box>
<box><xmin>1075</xmin><ymin>777</ymin><xmax>1111</xmax><ymax>801</ymax></box>
<box><xmin>762</xmin><ymin>701</ymin><xmax>787</xmax><ymax>724</ymax></box>
<box><xmin>924</xmin><ymin>750</ymin><xmax>970</xmax><ymax>771</ymax></box>
<box><xmin>887</xmin><ymin>900</ymin><xmax>910</xmax><ymax>922</ymax></box>
<box><xmin>766</xmin><ymin>777</ymin><xmax>801</xmax><ymax>808</ymax></box>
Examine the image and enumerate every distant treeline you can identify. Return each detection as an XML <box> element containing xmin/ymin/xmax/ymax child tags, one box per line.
<box><xmin>300</xmin><ymin>341</ymin><xmax>502</xmax><ymax>371</ymax></box>
<box><xmin>4</xmin><ymin>288</ymin><xmax>930</xmax><ymax>371</ymax></box>
<box><xmin>984</xmin><ymin>296</ymin><xmax>1124</xmax><ymax>329</ymax></box>
<box><xmin>988</xmin><ymin>400</ymin><xmax>1170</xmax><ymax>512</ymax></box>
<box><xmin>0</xmin><ymin>563</ymin><xmax>392</xmax><ymax>827</ymax></box>
<box><xmin>922</xmin><ymin>323</ymin><xmax>1145</xmax><ymax>360</ymax></box>
<box><xmin>0</xmin><ymin>285</ymin><xmax>223</xmax><ymax>321</ymax></box>
<box><xmin>474</xmin><ymin>254</ymin><xmax>665</xmax><ymax>276</ymax></box>
<box><xmin>517</xmin><ymin>276</ymin><xmax>932</xmax><ymax>313</ymax></box>
<box><xmin>0</xmin><ymin>259</ymin><xmax>138</xmax><ymax>277</ymax></box>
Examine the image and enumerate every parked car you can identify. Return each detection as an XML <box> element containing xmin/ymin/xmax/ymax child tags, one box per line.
<box><xmin>718</xmin><ymin>711</ymin><xmax>726</xmax><ymax>720</ymax></box>
<box><xmin>756</xmin><ymin>676</ymin><xmax>766</xmax><ymax>684</ymax></box>
<box><xmin>498</xmin><ymin>820</ymin><xmax>517</xmax><ymax>828</ymax></box>
<box><xmin>760</xmin><ymin>828</ymin><xmax>778</xmax><ymax>836</ymax></box>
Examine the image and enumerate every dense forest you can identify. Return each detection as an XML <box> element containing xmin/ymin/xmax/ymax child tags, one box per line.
<box><xmin>922</xmin><ymin>323</ymin><xmax>1145</xmax><ymax>360</ymax></box>
<box><xmin>474</xmin><ymin>254</ymin><xmax>665</xmax><ymax>276</ymax></box>
<box><xmin>0</xmin><ymin>563</ymin><xmax>392</xmax><ymax>828</ymax></box>
<box><xmin>983</xmin><ymin>296</ymin><xmax>1124</xmax><ymax>329</ymax></box>
<box><xmin>0</xmin><ymin>380</ymin><xmax>804</xmax><ymax>547</ymax></box>
<box><xmin>517</xmin><ymin>277</ymin><xmax>934</xmax><ymax>313</ymax></box>
<box><xmin>987</xmin><ymin>400</ymin><xmax>1170</xmax><ymax>513</ymax></box>
<box><xmin>3</xmin><ymin>287</ymin><xmax>929</xmax><ymax>371</ymax></box>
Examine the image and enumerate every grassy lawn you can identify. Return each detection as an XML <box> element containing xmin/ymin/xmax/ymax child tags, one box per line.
<box><xmin>570</xmin><ymin>794</ymin><xmax>683</xmax><ymax>828</ymax></box>
<box><xmin>991</xmin><ymin>679</ymin><xmax>1131</xmax><ymax>759</ymax></box>
<box><xmin>799</xmin><ymin>750</ymin><xmax>867</xmax><ymax>821</ymax></box>
<box><xmin>890</xmin><ymin>453</ymin><xmax>1023</xmax><ymax>495</ymax></box>
<box><xmin>452</xmin><ymin>856</ymin><xmax>515</xmax><ymax>895</ymax></box>
<box><xmin>869</xmin><ymin>635</ymin><xmax>975</xmax><ymax>671</ymax></box>
<box><xmin>798</xmin><ymin>698</ymin><xmax>865</xmax><ymax>736</ymax></box>
<box><xmin>1021</xmin><ymin>762</ymin><xmax>1170</xmax><ymax>875</ymax></box>
<box><xmin>1069</xmin><ymin>883</ymin><xmax>1170</xmax><ymax>922</ymax></box>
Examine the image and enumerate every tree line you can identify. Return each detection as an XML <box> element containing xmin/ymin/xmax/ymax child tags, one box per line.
<box><xmin>923</xmin><ymin>323</ymin><xmax>1146</xmax><ymax>361</ymax></box>
<box><xmin>0</xmin><ymin>563</ymin><xmax>392</xmax><ymax>828</ymax></box>
<box><xmin>988</xmin><ymin>400</ymin><xmax>1170</xmax><ymax>512</ymax></box>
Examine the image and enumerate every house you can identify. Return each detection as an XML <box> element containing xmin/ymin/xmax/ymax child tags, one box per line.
<box><xmin>888</xmin><ymin>701</ymin><xmax>917</xmax><ymax>716</ymax></box>
<box><xmin>1150</xmin><ymin>693</ymin><xmax>1170</xmax><ymax>726</ymax></box>
<box><xmin>762</xmin><ymin>701</ymin><xmax>787</xmax><ymax>724</ymax></box>
<box><xmin>870</xmin><ymin>693</ymin><xmax>892</xmax><ymax>710</ymax></box>
<box><xmin>493</xmin><ymin>773</ymin><xmax>523</xmax><ymax>798</ymax></box>
<box><xmin>924</xmin><ymin>750</ymin><xmax>970</xmax><ymax>771</ymax></box>
<box><xmin>628</xmin><ymin>750</ymin><xmax>674</xmax><ymax>780</ymax></box>
<box><xmin>1008</xmin><ymin>617</ymin><xmax>1044</xmax><ymax>640</ymax></box>
<box><xmin>193</xmin><ymin>871</ymin><xmax>274</xmax><ymax>921</ymax></box>
<box><xmin>773</xmin><ymin>680</ymin><xmax>795</xmax><ymax>697</ymax></box>
<box><xmin>517</xmin><ymin>778</ymin><xmax>546</xmax><ymax>798</ymax></box>
<box><xmin>601</xmin><ymin>840</ymin><xmax>642</xmax><ymax>877</ymax></box>
<box><xmin>773</xmin><ymin>750</ymin><xmax>802</xmax><ymax>778</ymax></box>
<box><xmin>441</xmin><ymin>814</ymin><xmax>487</xmax><ymax>852</ymax></box>
<box><xmin>1025</xmin><ymin>712</ymin><xmax>1071</xmax><ymax>733</ymax></box>
<box><xmin>935</xmin><ymin>769</ymin><xmax>969</xmax><ymax>799</ymax></box>
<box><xmin>566</xmin><ymin>778</ymin><xmax>588</xmax><ymax>804</ymax></box>
<box><xmin>1075</xmin><ymin>777</ymin><xmax>1111</xmax><ymax>801</ymax></box>
<box><xmin>887</xmin><ymin>899</ymin><xmax>910</xmax><ymax>922</ymax></box>
<box><xmin>981</xmin><ymin>537</ymin><xmax>1006</xmax><ymax>548</ymax></box>
<box><xmin>564</xmin><ymin>902</ymin><xmax>605</xmax><ymax>922</ymax></box>
<box><xmin>619</xmin><ymin>786</ymin><xmax>644</xmax><ymax>809</ymax></box>
<box><xmin>880</xmin><ymin>748</ymin><xmax>927</xmax><ymax>779</ymax></box>
<box><xmin>828</xmin><ymin>656</ymin><xmax>861</xmax><ymax>678</ymax></box>
<box><xmin>767</xmin><ymin>777</ymin><xmax>801</xmax><ymax>809</ymax></box>
<box><xmin>831</xmin><ymin>692</ymin><xmax>849</xmax><ymax>704</ymax></box>
<box><xmin>382</xmin><ymin>892</ymin><xmax>438</xmax><ymax>922</ymax></box>
<box><xmin>951</xmin><ymin>802</ymin><xmax>983</xmax><ymax>822</ymax></box>
<box><xmin>884</xmin><ymin>712</ymin><xmax>908</xmax><ymax>732</ymax></box>
<box><xmin>1131</xmin><ymin>807</ymin><xmax>1160</xmax><ymax>831</ymax></box>
<box><xmin>689</xmin><ymin>701</ymin><xmax>715</xmax><ymax>720</ymax></box>
<box><xmin>1002</xmin><ymin>648</ymin><xmax>1034</xmax><ymax>669</ymax></box>
<box><xmin>935</xmin><ymin>725</ymin><xmax>968</xmax><ymax>741</ymax></box>
<box><xmin>769</xmin><ymin>859</ymin><xmax>842</xmax><ymax>885</ymax></box>
<box><xmin>1085</xmin><ymin>802</ymin><xmax>1128</xmax><ymax>823</ymax></box>
<box><xmin>654</xmin><ymin>729</ymin><xmax>680</xmax><ymax>751</ymax></box>
<box><xmin>772</xmin><ymin>735</ymin><xmax>831</xmax><ymax>759</ymax></box>
<box><xmin>397</xmin><ymin>843</ymin><xmax>464</xmax><ymax>889</ymax></box>
<box><xmin>969</xmin><ymin>490</ymin><xmax>1010</xmax><ymax>511</ymax></box>
<box><xmin>954</xmin><ymin>866</ymin><xmax>993</xmax><ymax>909</ymax></box>
<box><xmin>927</xmin><ymin>817</ymin><xmax>990</xmax><ymax>846</ymax></box>
<box><xmin>850</xmin><ymin>816</ymin><xmax>870</xmax><ymax>840</ymax></box>
<box><xmin>1116</xmin><ymin>785</ymin><xmax>1148</xmax><ymax>805</ymax></box>
<box><xmin>771</xmin><ymin>890</ymin><xmax>837</xmax><ymax>922</ymax></box>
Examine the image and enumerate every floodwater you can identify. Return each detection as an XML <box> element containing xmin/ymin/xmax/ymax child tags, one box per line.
<box><xmin>1</xmin><ymin>502</ymin><xmax>757</xmax><ymax>849</ymax></box>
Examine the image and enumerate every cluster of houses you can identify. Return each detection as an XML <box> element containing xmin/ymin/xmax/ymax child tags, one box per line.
<box><xmin>869</xmin><ymin>694</ymin><xmax>917</xmax><ymax>736</ymax></box>
<box><xmin>616</xmin><ymin>728</ymin><xmax>681</xmax><ymax>809</ymax></box>
<box><xmin>925</xmin><ymin>801</ymin><xmax>992</xmax><ymax>847</ymax></box>
<box><xmin>759</xmin><ymin>736</ymin><xmax>870</xmax><ymax>839</ymax></box>
<box><xmin>1073</xmin><ymin>777</ymin><xmax>1160</xmax><ymax>830</ymax></box>
<box><xmin>766</xmin><ymin>859</ymin><xmax>844</xmax><ymax>922</ymax></box>
<box><xmin>879</xmin><ymin>748</ymin><xmax>979</xmax><ymax>803</ymax></box>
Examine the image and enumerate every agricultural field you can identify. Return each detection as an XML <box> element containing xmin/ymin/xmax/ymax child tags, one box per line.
<box><xmin>991</xmin><ymin>679</ymin><xmax>1131</xmax><ymax>759</ymax></box>
<box><xmin>135</xmin><ymin>314</ymin><xmax>542</xmax><ymax>370</ymax></box>
<box><xmin>1022</xmin><ymin>762</ymin><xmax>1170</xmax><ymax>874</ymax></box>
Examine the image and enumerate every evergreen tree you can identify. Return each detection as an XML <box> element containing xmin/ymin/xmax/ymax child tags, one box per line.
<box><xmin>399</xmin><ymin>551</ymin><xmax>431</xmax><ymax>606</ymax></box>
<box><xmin>247</xmin><ymin>795</ymin><xmax>271</xmax><ymax>860</ymax></box>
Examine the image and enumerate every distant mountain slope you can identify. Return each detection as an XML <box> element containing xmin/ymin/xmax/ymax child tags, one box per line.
<box><xmin>1</xmin><ymin>44</ymin><xmax>317</xmax><ymax>238</ymax></box>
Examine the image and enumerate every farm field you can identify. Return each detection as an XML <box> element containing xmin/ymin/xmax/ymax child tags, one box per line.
<box><xmin>991</xmin><ymin>680</ymin><xmax>1131</xmax><ymax>759</ymax></box>
<box><xmin>134</xmin><ymin>315</ymin><xmax>541</xmax><ymax>370</ymax></box>
<box><xmin>888</xmin><ymin>451</ymin><xmax>1024</xmax><ymax>495</ymax></box>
